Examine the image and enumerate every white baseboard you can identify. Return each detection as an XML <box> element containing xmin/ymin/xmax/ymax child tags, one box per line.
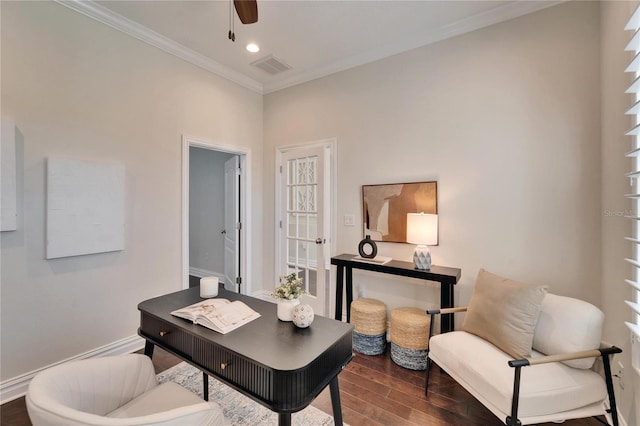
<box><xmin>188</xmin><ymin>267</ymin><xmax>223</xmax><ymax>280</ymax></box>
<box><xmin>0</xmin><ymin>335</ymin><xmax>145</xmax><ymax>405</ymax></box>
<box><xmin>252</xmin><ymin>289</ymin><xmax>276</xmax><ymax>302</ymax></box>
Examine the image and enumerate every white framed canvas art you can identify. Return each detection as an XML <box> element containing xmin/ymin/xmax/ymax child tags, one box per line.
<box><xmin>1</xmin><ymin>118</ymin><xmax>17</xmax><ymax>231</ymax></box>
<box><xmin>46</xmin><ymin>157</ymin><xmax>125</xmax><ymax>259</ymax></box>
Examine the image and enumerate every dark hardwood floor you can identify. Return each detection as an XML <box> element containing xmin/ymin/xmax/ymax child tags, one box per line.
<box><xmin>1</xmin><ymin>345</ymin><xmax>604</xmax><ymax>425</ymax></box>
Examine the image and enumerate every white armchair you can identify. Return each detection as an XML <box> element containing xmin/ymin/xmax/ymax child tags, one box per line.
<box><xmin>26</xmin><ymin>354</ymin><xmax>228</xmax><ymax>426</ymax></box>
<box><xmin>425</xmin><ymin>269</ymin><xmax>622</xmax><ymax>426</ymax></box>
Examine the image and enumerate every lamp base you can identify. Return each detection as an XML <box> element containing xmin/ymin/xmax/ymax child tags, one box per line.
<box><xmin>413</xmin><ymin>245</ymin><xmax>431</xmax><ymax>270</ymax></box>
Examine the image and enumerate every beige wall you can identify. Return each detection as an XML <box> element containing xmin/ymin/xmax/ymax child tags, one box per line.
<box><xmin>0</xmin><ymin>1</ymin><xmax>263</xmax><ymax>380</ymax></box>
<box><xmin>265</xmin><ymin>1</ymin><xmax>602</xmax><ymax>309</ymax></box>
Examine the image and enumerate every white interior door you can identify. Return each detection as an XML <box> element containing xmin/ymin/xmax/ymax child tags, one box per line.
<box><xmin>224</xmin><ymin>156</ymin><xmax>240</xmax><ymax>292</ymax></box>
<box><xmin>279</xmin><ymin>146</ymin><xmax>329</xmax><ymax>315</ymax></box>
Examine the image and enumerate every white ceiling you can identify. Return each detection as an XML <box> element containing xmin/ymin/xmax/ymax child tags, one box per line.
<box><xmin>62</xmin><ymin>0</ymin><xmax>562</xmax><ymax>94</ymax></box>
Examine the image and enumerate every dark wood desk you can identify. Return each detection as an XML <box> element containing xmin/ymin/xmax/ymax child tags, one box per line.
<box><xmin>138</xmin><ymin>287</ymin><xmax>353</xmax><ymax>426</ymax></box>
<box><xmin>331</xmin><ymin>254</ymin><xmax>461</xmax><ymax>333</ymax></box>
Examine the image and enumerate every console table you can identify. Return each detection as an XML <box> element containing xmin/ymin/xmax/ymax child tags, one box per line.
<box><xmin>138</xmin><ymin>287</ymin><xmax>354</xmax><ymax>426</ymax></box>
<box><xmin>331</xmin><ymin>253</ymin><xmax>461</xmax><ymax>333</ymax></box>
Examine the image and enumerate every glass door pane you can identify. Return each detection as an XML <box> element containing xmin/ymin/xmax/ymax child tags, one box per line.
<box><xmin>285</xmin><ymin>155</ymin><xmax>319</xmax><ymax>298</ymax></box>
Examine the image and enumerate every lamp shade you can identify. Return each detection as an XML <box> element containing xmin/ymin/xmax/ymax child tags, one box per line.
<box><xmin>406</xmin><ymin>213</ymin><xmax>438</xmax><ymax>245</ymax></box>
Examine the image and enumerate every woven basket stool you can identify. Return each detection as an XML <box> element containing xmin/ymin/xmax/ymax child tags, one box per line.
<box><xmin>390</xmin><ymin>307</ymin><xmax>430</xmax><ymax>370</ymax></box>
<box><xmin>350</xmin><ymin>298</ymin><xmax>387</xmax><ymax>355</ymax></box>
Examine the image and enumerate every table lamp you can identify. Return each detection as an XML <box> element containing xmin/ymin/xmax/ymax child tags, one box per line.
<box><xmin>406</xmin><ymin>213</ymin><xmax>438</xmax><ymax>270</ymax></box>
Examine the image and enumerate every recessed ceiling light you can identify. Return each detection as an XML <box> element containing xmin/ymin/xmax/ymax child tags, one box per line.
<box><xmin>246</xmin><ymin>43</ymin><xmax>260</xmax><ymax>53</ymax></box>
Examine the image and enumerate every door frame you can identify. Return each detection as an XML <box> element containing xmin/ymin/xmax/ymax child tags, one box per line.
<box><xmin>275</xmin><ymin>138</ymin><xmax>337</xmax><ymax>314</ymax></box>
<box><xmin>182</xmin><ymin>134</ymin><xmax>252</xmax><ymax>294</ymax></box>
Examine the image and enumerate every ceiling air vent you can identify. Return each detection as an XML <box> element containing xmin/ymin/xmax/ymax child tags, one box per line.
<box><xmin>250</xmin><ymin>54</ymin><xmax>292</xmax><ymax>75</ymax></box>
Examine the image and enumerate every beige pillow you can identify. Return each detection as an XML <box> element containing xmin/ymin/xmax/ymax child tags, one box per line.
<box><xmin>462</xmin><ymin>269</ymin><xmax>548</xmax><ymax>359</ymax></box>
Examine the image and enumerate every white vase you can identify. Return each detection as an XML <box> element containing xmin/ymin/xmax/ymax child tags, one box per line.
<box><xmin>277</xmin><ymin>298</ymin><xmax>300</xmax><ymax>321</ymax></box>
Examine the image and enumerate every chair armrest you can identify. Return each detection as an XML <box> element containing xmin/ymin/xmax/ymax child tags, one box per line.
<box><xmin>508</xmin><ymin>346</ymin><xmax>622</xmax><ymax>368</ymax></box>
<box><xmin>426</xmin><ymin>307</ymin><xmax>468</xmax><ymax>316</ymax></box>
<box><xmin>505</xmin><ymin>346</ymin><xmax>623</xmax><ymax>426</ymax></box>
<box><xmin>426</xmin><ymin>307</ymin><xmax>468</xmax><ymax>339</ymax></box>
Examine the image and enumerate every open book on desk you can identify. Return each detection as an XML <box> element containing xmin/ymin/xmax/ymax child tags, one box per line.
<box><xmin>170</xmin><ymin>298</ymin><xmax>261</xmax><ymax>334</ymax></box>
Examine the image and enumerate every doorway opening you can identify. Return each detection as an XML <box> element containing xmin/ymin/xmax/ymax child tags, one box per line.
<box><xmin>182</xmin><ymin>135</ymin><xmax>252</xmax><ymax>295</ymax></box>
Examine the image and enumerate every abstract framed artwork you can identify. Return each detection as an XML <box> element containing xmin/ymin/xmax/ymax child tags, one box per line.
<box><xmin>362</xmin><ymin>181</ymin><xmax>437</xmax><ymax>243</ymax></box>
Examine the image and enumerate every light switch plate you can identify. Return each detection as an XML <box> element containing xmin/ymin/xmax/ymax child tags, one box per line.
<box><xmin>344</xmin><ymin>214</ymin><xmax>355</xmax><ymax>226</ymax></box>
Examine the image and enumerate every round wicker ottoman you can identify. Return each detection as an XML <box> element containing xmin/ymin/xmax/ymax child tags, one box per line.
<box><xmin>390</xmin><ymin>307</ymin><xmax>430</xmax><ymax>370</ymax></box>
<box><xmin>350</xmin><ymin>298</ymin><xmax>387</xmax><ymax>355</ymax></box>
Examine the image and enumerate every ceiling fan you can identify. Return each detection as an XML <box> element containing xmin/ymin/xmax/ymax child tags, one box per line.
<box><xmin>229</xmin><ymin>0</ymin><xmax>258</xmax><ymax>42</ymax></box>
<box><xmin>234</xmin><ymin>0</ymin><xmax>258</xmax><ymax>24</ymax></box>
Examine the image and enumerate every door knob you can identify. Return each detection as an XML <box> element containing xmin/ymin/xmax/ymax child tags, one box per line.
<box><xmin>221</xmin><ymin>229</ymin><xmax>226</xmax><ymax>234</ymax></box>
<box><xmin>315</xmin><ymin>238</ymin><xmax>325</xmax><ymax>245</ymax></box>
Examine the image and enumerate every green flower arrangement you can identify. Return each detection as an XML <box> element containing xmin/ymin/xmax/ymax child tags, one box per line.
<box><xmin>273</xmin><ymin>272</ymin><xmax>305</xmax><ymax>300</ymax></box>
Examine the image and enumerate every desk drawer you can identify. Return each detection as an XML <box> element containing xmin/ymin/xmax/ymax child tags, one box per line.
<box><xmin>193</xmin><ymin>337</ymin><xmax>272</xmax><ymax>400</ymax></box>
<box><xmin>140</xmin><ymin>314</ymin><xmax>193</xmax><ymax>356</ymax></box>
<box><xmin>192</xmin><ymin>335</ymin><xmax>353</xmax><ymax>411</ymax></box>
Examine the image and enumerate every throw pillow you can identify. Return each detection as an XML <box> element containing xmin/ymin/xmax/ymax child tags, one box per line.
<box><xmin>532</xmin><ymin>293</ymin><xmax>604</xmax><ymax>369</ymax></box>
<box><xmin>462</xmin><ymin>269</ymin><xmax>548</xmax><ymax>359</ymax></box>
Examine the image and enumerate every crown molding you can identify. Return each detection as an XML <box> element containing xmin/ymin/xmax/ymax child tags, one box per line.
<box><xmin>53</xmin><ymin>0</ymin><xmax>563</xmax><ymax>96</ymax></box>
<box><xmin>262</xmin><ymin>0</ymin><xmax>565</xmax><ymax>94</ymax></box>
<box><xmin>53</xmin><ymin>0</ymin><xmax>264</xmax><ymax>94</ymax></box>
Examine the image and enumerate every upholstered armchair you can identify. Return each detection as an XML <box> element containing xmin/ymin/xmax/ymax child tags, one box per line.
<box><xmin>425</xmin><ymin>269</ymin><xmax>622</xmax><ymax>426</ymax></box>
<box><xmin>26</xmin><ymin>354</ymin><xmax>228</xmax><ymax>425</ymax></box>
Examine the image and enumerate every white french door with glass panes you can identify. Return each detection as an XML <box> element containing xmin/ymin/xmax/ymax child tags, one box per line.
<box><xmin>279</xmin><ymin>145</ymin><xmax>330</xmax><ymax>316</ymax></box>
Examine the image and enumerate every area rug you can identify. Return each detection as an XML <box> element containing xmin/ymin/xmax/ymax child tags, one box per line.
<box><xmin>156</xmin><ymin>362</ymin><xmax>339</xmax><ymax>425</ymax></box>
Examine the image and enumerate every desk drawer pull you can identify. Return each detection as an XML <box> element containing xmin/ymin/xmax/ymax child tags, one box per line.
<box><xmin>221</xmin><ymin>361</ymin><xmax>231</xmax><ymax>370</ymax></box>
<box><xmin>159</xmin><ymin>330</ymin><xmax>170</xmax><ymax>337</ymax></box>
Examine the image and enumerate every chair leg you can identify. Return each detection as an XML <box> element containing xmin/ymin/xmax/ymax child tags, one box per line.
<box><xmin>424</xmin><ymin>312</ymin><xmax>436</xmax><ymax>396</ymax></box>
<box><xmin>203</xmin><ymin>372</ymin><xmax>209</xmax><ymax>401</ymax></box>
<box><xmin>424</xmin><ymin>356</ymin><xmax>432</xmax><ymax>395</ymax></box>
<box><xmin>505</xmin><ymin>365</ymin><xmax>522</xmax><ymax>426</ymax></box>
<box><xmin>601</xmin><ymin>353</ymin><xmax>619</xmax><ymax>426</ymax></box>
<box><xmin>505</xmin><ymin>417</ymin><xmax>522</xmax><ymax>426</ymax></box>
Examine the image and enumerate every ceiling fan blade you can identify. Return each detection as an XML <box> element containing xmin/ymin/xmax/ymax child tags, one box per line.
<box><xmin>233</xmin><ymin>0</ymin><xmax>258</xmax><ymax>24</ymax></box>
